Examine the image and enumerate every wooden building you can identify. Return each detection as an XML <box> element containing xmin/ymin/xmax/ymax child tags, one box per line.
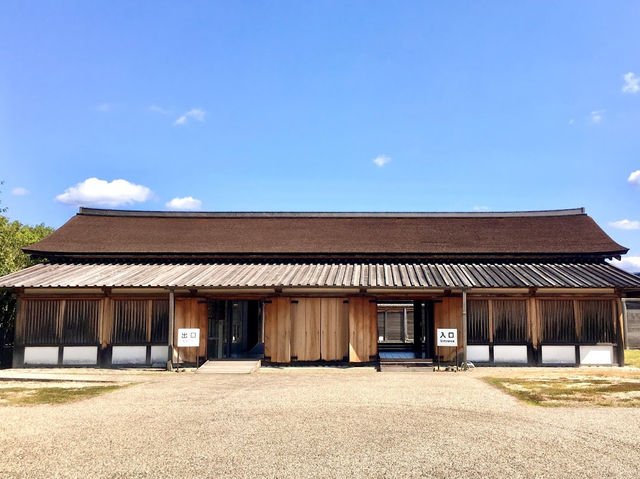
<box><xmin>1</xmin><ymin>207</ymin><xmax>639</xmax><ymax>368</ymax></box>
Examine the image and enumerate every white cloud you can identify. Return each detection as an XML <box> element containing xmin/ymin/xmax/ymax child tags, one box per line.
<box><xmin>622</xmin><ymin>72</ymin><xmax>640</xmax><ymax>94</ymax></box>
<box><xmin>628</xmin><ymin>170</ymin><xmax>640</xmax><ymax>187</ymax></box>
<box><xmin>149</xmin><ymin>105</ymin><xmax>170</xmax><ymax>115</ymax></box>
<box><xmin>372</xmin><ymin>154</ymin><xmax>391</xmax><ymax>167</ymax></box>
<box><xmin>568</xmin><ymin>119</ymin><xmax>575</xmax><ymax>125</ymax></box>
<box><xmin>166</xmin><ymin>196</ymin><xmax>202</xmax><ymax>210</ymax></box>
<box><xmin>175</xmin><ymin>108</ymin><xmax>206</xmax><ymax>126</ymax></box>
<box><xmin>609</xmin><ymin>256</ymin><xmax>640</xmax><ymax>273</ymax></box>
<box><xmin>590</xmin><ymin>110</ymin><xmax>604</xmax><ymax>123</ymax></box>
<box><xmin>96</xmin><ymin>103</ymin><xmax>113</xmax><ymax>112</ymax></box>
<box><xmin>609</xmin><ymin>219</ymin><xmax>640</xmax><ymax>230</ymax></box>
<box><xmin>11</xmin><ymin>187</ymin><xmax>29</xmax><ymax>196</ymax></box>
<box><xmin>472</xmin><ymin>206</ymin><xmax>490</xmax><ymax>212</ymax></box>
<box><xmin>56</xmin><ymin>178</ymin><xmax>152</xmax><ymax>207</ymax></box>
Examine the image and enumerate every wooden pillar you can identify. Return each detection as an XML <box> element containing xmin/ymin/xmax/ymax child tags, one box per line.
<box><xmin>167</xmin><ymin>289</ymin><xmax>175</xmax><ymax>370</ymax></box>
<box><xmin>462</xmin><ymin>290</ymin><xmax>468</xmax><ymax>365</ymax></box>
<box><xmin>12</xmin><ymin>294</ymin><xmax>24</xmax><ymax>368</ymax></box>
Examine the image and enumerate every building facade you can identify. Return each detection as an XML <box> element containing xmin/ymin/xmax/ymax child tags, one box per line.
<box><xmin>1</xmin><ymin>207</ymin><xmax>639</xmax><ymax>368</ymax></box>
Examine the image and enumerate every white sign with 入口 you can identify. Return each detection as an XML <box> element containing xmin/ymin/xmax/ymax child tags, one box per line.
<box><xmin>437</xmin><ymin>328</ymin><xmax>458</xmax><ymax>347</ymax></box>
<box><xmin>177</xmin><ymin>328</ymin><xmax>200</xmax><ymax>348</ymax></box>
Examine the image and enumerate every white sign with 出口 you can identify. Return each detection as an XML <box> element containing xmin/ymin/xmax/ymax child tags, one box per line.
<box><xmin>177</xmin><ymin>328</ymin><xmax>200</xmax><ymax>347</ymax></box>
<box><xmin>437</xmin><ymin>328</ymin><xmax>458</xmax><ymax>347</ymax></box>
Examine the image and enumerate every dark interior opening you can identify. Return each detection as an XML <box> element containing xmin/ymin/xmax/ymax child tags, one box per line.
<box><xmin>207</xmin><ymin>300</ymin><xmax>263</xmax><ymax>359</ymax></box>
<box><xmin>376</xmin><ymin>300</ymin><xmax>435</xmax><ymax>359</ymax></box>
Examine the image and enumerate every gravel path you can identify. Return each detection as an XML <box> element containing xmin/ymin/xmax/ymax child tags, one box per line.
<box><xmin>0</xmin><ymin>368</ymin><xmax>639</xmax><ymax>478</ymax></box>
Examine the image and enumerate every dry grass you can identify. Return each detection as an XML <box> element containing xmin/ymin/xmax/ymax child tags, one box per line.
<box><xmin>0</xmin><ymin>384</ymin><xmax>125</xmax><ymax>406</ymax></box>
<box><xmin>625</xmin><ymin>349</ymin><xmax>640</xmax><ymax>368</ymax></box>
<box><xmin>485</xmin><ymin>375</ymin><xmax>640</xmax><ymax>407</ymax></box>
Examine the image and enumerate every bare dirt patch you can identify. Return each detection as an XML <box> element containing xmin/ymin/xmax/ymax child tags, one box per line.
<box><xmin>0</xmin><ymin>381</ymin><xmax>127</xmax><ymax>406</ymax></box>
<box><xmin>485</xmin><ymin>374</ymin><xmax>640</xmax><ymax>407</ymax></box>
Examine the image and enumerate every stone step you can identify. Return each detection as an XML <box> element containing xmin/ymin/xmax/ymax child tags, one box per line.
<box><xmin>196</xmin><ymin>360</ymin><xmax>261</xmax><ymax>374</ymax></box>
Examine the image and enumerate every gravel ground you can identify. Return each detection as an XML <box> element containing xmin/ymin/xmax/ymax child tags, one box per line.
<box><xmin>0</xmin><ymin>367</ymin><xmax>639</xmax><ymax>478</ymax></box>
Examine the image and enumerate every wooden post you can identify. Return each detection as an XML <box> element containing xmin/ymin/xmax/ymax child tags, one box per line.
<box><xmin>12</xmin><ymin>294</ymin><xmax>24</xmax><ymax>368</ymax></box>
<box><xmin>167</xmin><ymin>289</ymin><xmax>175</xmax><ymax>370</ymax></box>
<box><xmin>462</xmin><ymin>289</ymin><xmax>468</xmax><ymax>365</ymax></box>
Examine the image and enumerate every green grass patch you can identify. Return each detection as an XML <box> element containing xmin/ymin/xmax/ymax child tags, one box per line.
<box><xmin>484</xmin><ymin>376</ymin><xmax>640</xmax><ymax>407</ymax></box>
<box><xmin>625</xmin><ymin>349</ymin><xmax>640</xmax><ymax>368</ymax></box>
<box><xmin>0</xmin><ymin>384</ymin><xmax>125</xmax><ymax>406</ymax></box>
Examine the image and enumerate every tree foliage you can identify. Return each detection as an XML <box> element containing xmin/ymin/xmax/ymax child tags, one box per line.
<box><xmin>0</xmin><ymin>216</ymin><xmax>54</xmax><ymax>275</ymax></box>
<box><xmin>0</xmin><ymin>183</ymin><xmax>55</xmax><ymax>366</ymax></box>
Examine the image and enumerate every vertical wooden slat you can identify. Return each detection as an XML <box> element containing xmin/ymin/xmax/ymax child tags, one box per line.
<box><xmin>320</xmin><ymin>298</ymin><xmax>331</xmax><ymax>360</ymax></box>
<box><xmin>56</xmin><ymin>300</ymin><xmax>65</xmax><ymax>345</ymax></box>
<box><xmin>616</xmin><ymin>298</ymin><xmax>625</xmax><ymax>366</ymax></box>
<box><xmin>339</xmin><ymin>300</ymin><xmax>349</xmax><ymax>360</ymax></box>
<box><xmin>368</xmin><ymin>300</ymin><xmax>377</xmax><ymax>359</ymax></box>
<box><xmin>311</xmin><ymin>299</ymin><xmax>320</xmax><ymax>360</ymax></box>
<box><xmin>488</xmin><ymin>300</ymin><xmax>494</xmax><ymax>343</ymax></box>
<box><xmin>348</xmin><ymin>297</ymin><xmax>376</xmax><ymax>362</ymax></box>
<box><xmin>264</xmin><ymin>297</ymin><xmax>291</xmax><ymax>363</ymax></box>
<box><xmin>528</xmin><ymin>297</ymin><xmax>538</xmax><ymax>350</ymax></box>
<box><xmin>146</xmin><ymin>300</ymin><xmax>152</xmax><ymax>343</ymax></box>
<box><xmin>573</xmin><ymin>300</ymin><xmax>581</xmax><ymax>343</ymax></box>
<box><xmin>14</xmin><ymin>296</ymin><xmax>24</xmax><ymax>345</ymax></box>
<box><xmin>290</xmin><ymin>299</ymin><xmax>302</xmax><ymax>360</ymax></box>
<box><xmin>279</xmin><ymin>297</ymin><xmax>291</xmax><ymax>363</ymax></box>
<box><xmin>348</xmin><ymin>297</ymin><xmax>360</xmax><ymax>362</ymax></box>
<box><xmin>264</xmin><ymin>300</ymin><xmax>274</xmax><ymax>360</ymax></box>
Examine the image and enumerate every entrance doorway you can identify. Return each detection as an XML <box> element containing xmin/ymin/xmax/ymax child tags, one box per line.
<box><xmin>376</xmin><ymin>300</ymin><xmax>435</xmax><ymax>359</ymax></box>
<box><xmin>207</xmin><ymin>300</ymin><xmax>263</xmax><ymax>359</ymax></box>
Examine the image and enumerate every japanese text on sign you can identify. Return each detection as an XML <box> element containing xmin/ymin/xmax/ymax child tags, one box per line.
<box><xmin>436</xmin><ymin>328</ymin><xmax>458</xmax><ymax>347</ymax></box>
<box><xmin>177</xmin><ymin>328</ymin><xmax>200</xmax><ymax>347</ymax></box>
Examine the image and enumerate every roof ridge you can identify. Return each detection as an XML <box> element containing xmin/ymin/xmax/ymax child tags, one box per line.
<box><xmin>77</xmin><ymin>207</ymin><xmax>587</xmax><ymax>218</ymax></box>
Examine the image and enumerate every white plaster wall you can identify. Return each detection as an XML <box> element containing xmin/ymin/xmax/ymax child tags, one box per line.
<box><xmin>150</xmin><ymin>346</ymin><xmax>169</xmax><ymax>365</ymax></box>
<box><xmin>467</xmin><ymin>345</ymin><xmax>490</xmax><ymax>362</ymax></box>
<box><xmin>493</xmin><ymin>345</ymin><xmax>528</xmax><ymax>363</ymax></box>
<box><xmin>541</xmin><ymin>345</ymin><xmax>576</xmax><ymax>364</ymax></box>
<box><xmin>580</xmin><ymin>345</ymin><xmax>613</xmax><ymax>365</ymax></box>
<box><xmin>111</xmin><ymin>346</ymin><xmax>147</xmax><ymax>365</ymax></box>
<box><xmin>24</xmin><ymin>347</ymin><xmax>59</xmax><ymax>365</ymax></box>
<box><xmin>62</xmin><ymin>346</ymin><xmax>98</xmax><ymax>365</ymax></box>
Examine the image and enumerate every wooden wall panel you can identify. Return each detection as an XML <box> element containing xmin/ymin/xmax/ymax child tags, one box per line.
<box><xmin>321</xmin><ymin>298</ymin><xmax>348</xmax><ymax>361</ymax></box>
<box><xmin>173</xmin><ymin>298</ymin><xmax>207</xmax><ymax>364</ymax></box>
<box><xmin>434</xmin><ymin>297</ymin><xmax>463</xmax><ymax>361</ymax></box>
<box><xmin>348</xmin><ymin>298</ymin><xmax>377</xmax><ymax>362</ymax></box>
<box><xmin>291</xmin><ymin>299</ymin><xmax>321</xmax><ymax>361</ymax></box>
<box><xmin>264</xmin><ymin>297</ymin><xmax>291</xmax><ymax>363</ymax></box>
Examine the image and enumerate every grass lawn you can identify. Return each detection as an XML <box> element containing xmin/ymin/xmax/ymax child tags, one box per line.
<box><xmin>485</xmin><ymin>374</ymin><xmax>640</xmax><ymax>407</ymax></box>
<box><xmin>625</xmin><ymin>349</ymin><xmax>640</xmax><ymax>368</ymax></box>
<box><xmin>0</xmin><ymin>384</ymin><xmax>125</xmax><ymax>406</ymax></box>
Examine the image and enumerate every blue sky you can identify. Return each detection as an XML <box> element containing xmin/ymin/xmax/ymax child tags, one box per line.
<box><xmin>1</xmin><ymin>1</ymin><xmax>639</xmax><ymax>270</ymax></box>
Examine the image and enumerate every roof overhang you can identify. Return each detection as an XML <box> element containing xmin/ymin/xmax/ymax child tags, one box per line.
<box><xmin>2</xmin><ymin>262</ymin><xmax>640</xmax><ymax>290</ymax></box>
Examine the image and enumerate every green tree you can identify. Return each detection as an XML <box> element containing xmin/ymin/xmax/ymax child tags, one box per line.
<box><xmin>0</xmin><ymin>183</ymin><xmax>55</xmax><ymax>367</ymax></box>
